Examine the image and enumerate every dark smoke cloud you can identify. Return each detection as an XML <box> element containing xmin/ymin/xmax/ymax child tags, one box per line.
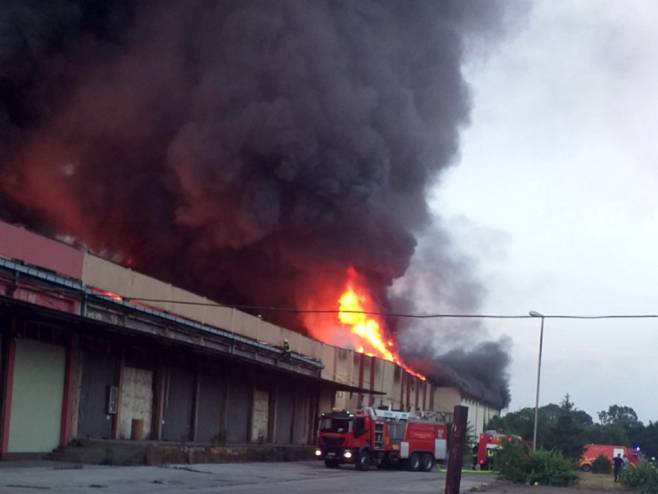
<box><xmin>427</xmin><ymin>339</ymin><xmax>512</xmax><ymax>409</ymax></box>
<box><xmin>392</xmin><ymin>222</ymin><xmax>512</xmax><ymax>408</ymax></box>
<box><xmin>0</xmin><ymin>1</ymin><xmax>515</xmax><ymax>401</ymax></box>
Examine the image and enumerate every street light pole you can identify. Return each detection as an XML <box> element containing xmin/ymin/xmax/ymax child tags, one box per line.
<box><xmin>529</xmin><ymin>310</ymin><xmax>545</xmax><ymax>451</ymax></box>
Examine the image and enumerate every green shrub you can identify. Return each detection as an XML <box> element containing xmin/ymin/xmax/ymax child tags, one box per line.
<box><xmin>621</xmin><ymin>463</ymin><xmax>658</xmax><ymax>494</ymax></box>
<box><xmin>592</xmin><ymin>454</ymin><xmax>612</xmax><ymax>474</ymax></box>
<box><xmin>529</xmin><ymin>449</ymin><xmax>578</xmax><ymax>486</ymax></box>
<box><xmin>496</xmin><ymin>441</ymin><xmax>577</xmax><ymax>487</ymax></box>
<box><xmin>496</xmin><ymin>439</ymin><xmax>531</xmax><ymax>483</ymax></box>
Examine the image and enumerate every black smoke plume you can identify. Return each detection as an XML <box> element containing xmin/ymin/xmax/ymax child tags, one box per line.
<box><xmin>0</xmin><ymin>0</ymin><xmax>514</xmax><ymax>404</ymax></box>
<box><xmin>392</xmin><ymin>222</ymin><xmax>512</xmax><ymax>408</ymax></box>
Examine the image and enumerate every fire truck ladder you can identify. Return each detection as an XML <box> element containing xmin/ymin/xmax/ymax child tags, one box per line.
<box><xmin>374</xmin><ymin>422</ymin><xmax>385</xmax><ymax>449</ymax></box>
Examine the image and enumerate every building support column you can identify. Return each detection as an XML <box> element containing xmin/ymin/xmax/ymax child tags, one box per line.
<box><xmin>405</xmin><ymin>373</ymin><xmax>411</xmax><ymax>411</ymax></box>
<box><xmin>357</xmin><ymin>353</ymin><xmax>364</xmax><ymax>408</ymax></box>
<box><xmin>414</xmin><ymin>379</ymin><xmax>420</xmax><ymax>411</ymax></box>
<box><xmin>191</xmin><ymin>365</ymin><xmax>200</xmax><ymax>442</ymax></box>
<box><xmin>152</xmin><ymin>360</ymin><xmax>167</xmax><ymax>441</ymax></box>
<box><xmin>59</xmin><ymin>335</ymin><xmax>77</xmax><ymax>447</ymax></box>
<box><xmin>0</xmin><ymin>330</ymin><xmax>16</xmax><ymax>455</ymax></box>
<box><xmin>430</xmin><ymin>386</ymin><xmax>435</xmax><ymax>410</ymax></box>
<box><xmin>112</xmin><ymin>351</ymin><xmax>125</xmax><ymax>440</ymax></box>
<box><xmin>368</xmin><ymin>356</ymin><xmax>375</xmax><ymax>406</ymax></box>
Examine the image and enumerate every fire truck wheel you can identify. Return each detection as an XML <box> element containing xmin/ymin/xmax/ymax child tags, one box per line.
<box><xmin>355</xmin><ymin>450</ymin><xmax>371</xmax><ymax>471</ymax></box>
<box><xmin>324</xmin><ymin>459</ymin><xmax>340</xmax><ymax>469</ymax></box>
<box><xmin>407</xmin><ymin>453</ymin><xmax>421</xmax><ymax>471</ymax></box>
<box><xmin>421</xmin><ymin>454</ymin><xmax>436</xmax><ymax>472</ymax></box>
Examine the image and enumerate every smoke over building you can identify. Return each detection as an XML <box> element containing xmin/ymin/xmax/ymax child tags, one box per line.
<box><xmin>0</xmin><ymin>1</ymin><xmax>513</xmax><ymax>407</ymax></box>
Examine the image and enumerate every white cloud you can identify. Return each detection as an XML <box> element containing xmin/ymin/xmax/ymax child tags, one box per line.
<box><xmin>433</xmin><ymin>0</ymin><xmax>658</xmax><ymax>421</ymax></box>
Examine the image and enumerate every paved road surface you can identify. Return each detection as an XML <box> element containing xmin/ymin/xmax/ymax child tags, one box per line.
<box><xmin>0</xmin><ymin>461</ymin><xmax>495</xmax><ymax>494</ymax></box>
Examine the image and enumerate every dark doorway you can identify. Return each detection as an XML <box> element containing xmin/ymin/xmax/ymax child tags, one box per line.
<box><xmin>226</xmin><ymin>381</ymin><xmax>250</xmax><ymax>443</ymax></box>
<box><xmin>275</xmin><ymin>387</ymin><xmax>294</xmax><ymax>444</ymax></box>
<box><xmin>196</xmin><ymin>370</ymin><xmax>224</xmax><ymax>443</ymax></box>
<box><xmin>78</xmin><ymin>349</ymin><xmax>116</xmax><ymax>439</ymax></box>
<box><xmin>162</xmin><ymin>366</ymin><xmax>194</xmax><ymax>441</ymax></box>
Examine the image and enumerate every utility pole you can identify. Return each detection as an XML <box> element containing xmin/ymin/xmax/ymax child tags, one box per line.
<box><xmin>444</xmin><ymin>405</ymin><xmax>468</xmax><ymax>494</ymax></box>
<box><xmin>529</xmin><ymin>310</ymin><xmax>545</xmax><ymax>451</ymax></box>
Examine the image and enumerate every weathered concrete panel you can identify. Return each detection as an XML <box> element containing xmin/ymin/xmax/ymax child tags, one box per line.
<box><xmin>250</xmin><ymin>389</ymin><xmax>269</xmax><ymax>443</ymax></box>
<box><xmin>119</xmin><ymin>367</ymin><xmax>153</xmax><ymax>440</ymax></box>
<box><xmin>8</xmin><ymin>339</ymin><xmax>65</xmax><ymax>453</ymax></box>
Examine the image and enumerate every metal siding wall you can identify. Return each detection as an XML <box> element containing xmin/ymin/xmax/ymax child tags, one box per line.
<box><xmin>8</xmin><ymin>339</ymin><xmax>65</xmax><ymax>452</ymax></box>
<box><xmin>275</xmin><ymin>388</ymin><xmax>294</xmax><ymax>444</ymax></box>
<box><xmin>226</xmin><ymin>381</ymin><xmax>250</xmax><ymax>443</ymax></box>
<box><xmin>78</xmin><ymin>350</ymin><xmax>115</xmax><ymax>439</ymax></box>
<box><xmin>196</xmin><ymin>371</ymin><xmax>224</xmax><ymax>443</ymax></box>
<box><xmin>163</xmin><ymin>367</ymin><xmax>194</xmax><ymax>441</ymax></box>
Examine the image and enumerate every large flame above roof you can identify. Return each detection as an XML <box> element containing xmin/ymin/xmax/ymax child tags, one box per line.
<box><xmin>307</xmin><ymin>267</ymin><xmax>425</xmax><ymax>380</ymax></box>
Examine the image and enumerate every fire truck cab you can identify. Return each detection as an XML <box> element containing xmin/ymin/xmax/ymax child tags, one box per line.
<box><xmin>475</xmin><ymin>431</ymin><xmax>521</xmax><ymax>470</ymax></box>
<box><xmin>316</xmin><ymin>408</ymin><xmax>447</xmax><ymax>472</ymax></box>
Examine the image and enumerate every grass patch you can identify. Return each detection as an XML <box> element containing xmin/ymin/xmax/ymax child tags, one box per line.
<box><xmin>577</xmin><ymin>472</ymin><xmax>625</xmax><ymax>491</ymax></box>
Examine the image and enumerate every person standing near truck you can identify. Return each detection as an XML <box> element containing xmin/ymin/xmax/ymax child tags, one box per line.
<box><xmin>613</xmin><ymin>453</ymin><xmax>624</xmax><ymax>482</ymax></box>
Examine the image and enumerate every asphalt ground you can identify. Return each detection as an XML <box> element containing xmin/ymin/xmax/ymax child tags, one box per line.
<box><xmin>0</xmin><ymin>460</ymin><xmax>496</xmax><ymax>494</ymax></box>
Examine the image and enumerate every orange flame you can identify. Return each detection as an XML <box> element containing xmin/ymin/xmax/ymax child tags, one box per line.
<box><xmin>338</xmin><ymin>281</ymin><xmax>425</xmax><ymax>381</ymax></box>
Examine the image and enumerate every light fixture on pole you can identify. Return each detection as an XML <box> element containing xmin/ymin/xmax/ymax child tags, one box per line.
<box><xmin>529</xmin><ymin>310</ymin><xmax>545</xmax><ymax>451</ymax></box>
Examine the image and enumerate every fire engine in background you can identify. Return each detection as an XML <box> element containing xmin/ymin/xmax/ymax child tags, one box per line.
<box><xmin>578</xmin><ymin>444</ymin><xmax>640</xmax><ymax>471</ymax></box>
<box><xmin>475</xmin><ymin>431</ymin><xmax>522</xmax><ymax>470</ymax></box>
<box><xmin>316</xmin><ymin>407</ymin><xmax>448</xmax><ymax>471</ymax></box>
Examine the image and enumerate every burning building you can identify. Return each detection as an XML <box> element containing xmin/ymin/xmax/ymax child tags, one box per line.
<box><xmin>0</xmin><ymin>0</ymin><xmax>512</xmax><ymax>460</ymax></box>
<box><xmin>0</xmin><ymin>221</ymin><xmax>501</xmax><ymax>460</ymax></box>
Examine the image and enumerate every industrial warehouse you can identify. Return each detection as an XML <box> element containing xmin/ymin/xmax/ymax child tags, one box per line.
<box><xmin>0</xmin><ymin>220</ymin><xmax>500</xmax><ymax>462</ymax></box>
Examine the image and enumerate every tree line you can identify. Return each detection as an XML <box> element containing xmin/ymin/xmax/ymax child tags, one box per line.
<box><xmin>487</xmin><ymin>395</ymin><xmax>658</xmax><ymax>460</ymax></box>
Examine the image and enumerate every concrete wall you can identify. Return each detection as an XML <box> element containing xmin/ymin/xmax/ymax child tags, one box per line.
<box><xmin>82</xmin><ymin>254</ymin><xmax>334</xmax><ymax>364</ymax></box>
<box><xmin>433</xmin><ymin>387</ymin><xmax>462</xmax><ymax>413</ymax></box>
<box><xmin>461</xmin><ymin>397</ymin><xmax>499</xmax><ymax>435</ymax></box>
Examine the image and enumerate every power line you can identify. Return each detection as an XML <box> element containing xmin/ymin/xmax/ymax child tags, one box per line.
<box><xmin>12</xmin><ymin>283</ymin><xmax>658</xmax><ymax>321</ymax></box>
<box><xmin>116</xmin><ymin>296</ymin><xmax>658</xmax><ymax>320</ymax></box>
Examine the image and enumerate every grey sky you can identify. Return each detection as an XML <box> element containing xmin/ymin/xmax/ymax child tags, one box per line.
<box><xmin>433</xmin><ymin>0</ymin><xmax>658</xmax><ymax>422</ymax></box>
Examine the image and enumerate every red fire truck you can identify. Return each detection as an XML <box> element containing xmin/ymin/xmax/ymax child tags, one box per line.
<box><xmin>578</xmin><ymin>444</ymin><xmax>639</xmax><ymax>471</ymax></box>
<box><xmin>475</xmin><ymin>431</ymin><xmax>522</xmax><ymax>470</ymax></box>
<box><xmin>316</xmin><ymin>407</ymin><xmax>448</xmax><ymax>471</ymax></box>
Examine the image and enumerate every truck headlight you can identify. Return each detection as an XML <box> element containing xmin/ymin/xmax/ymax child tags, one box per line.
<box><xmin>343</xmin><ymin>451</ymin><xmax>352</xmax><ymax>459</ymax></box>
<box><xmin>315</xmin><ymin>449</ymin><xmax>322</xmax><ymax>457</ymax></box>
